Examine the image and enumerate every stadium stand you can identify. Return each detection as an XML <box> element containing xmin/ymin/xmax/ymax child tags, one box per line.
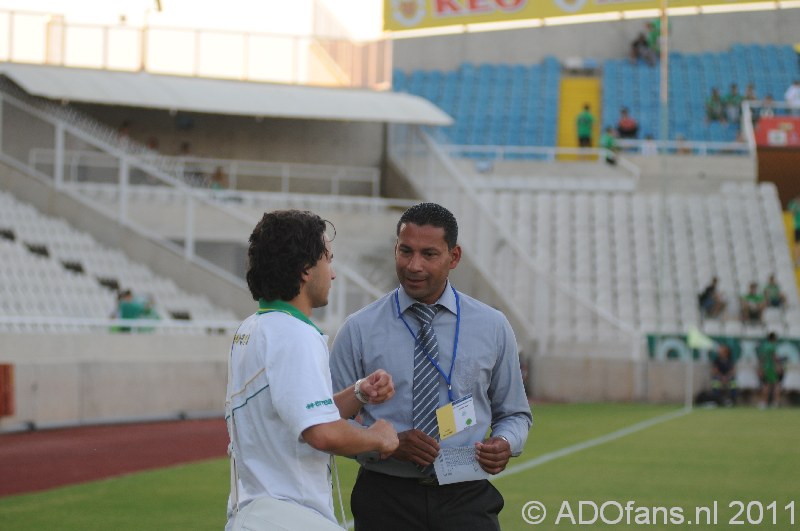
<box><xmin>602</xmin><ymin>44</ymin><xmax>800</xmax><ymax>143</ymax></box>
<box><xmin>393</xmin><ymin>57</ymin><xmax>562</xmax><ymax>148</ymax></box>
<box><xmin>395</xmin><ymin>44</ymin><xmax>799</xmax><ymax>148</ymax></box>
<box><xmin>476</xmin><ymin>181</ymin><xmax>797</xmax><ymax>338</ymax></box>
<box><xmin>388</xmin><ymin>124</ymin><xmax>799</xmax><ymax>341</ymax></box>
<box><xmin>0</xmin><ymin>189</ymin><xmax>238</xmax><ymax>333</ymax></box>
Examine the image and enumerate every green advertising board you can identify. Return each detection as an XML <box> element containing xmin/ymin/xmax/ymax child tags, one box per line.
<box><xmin>647</xmin><ymin>334</ymin><xmax>800</xmax><ymax>363</ymax></box>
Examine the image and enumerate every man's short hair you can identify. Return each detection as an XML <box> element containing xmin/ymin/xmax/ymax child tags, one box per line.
<box><xmin>397</xmin><ymin>202</ymin><xmax>458</xmax><ymax>249</ymax></box>
<box><xmin>246</xmin><ymin>210</ymin><xmax>331</xmax><ymax>302</ymax></box>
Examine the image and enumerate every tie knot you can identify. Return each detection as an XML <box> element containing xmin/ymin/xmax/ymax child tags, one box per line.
<box><xmin>410</xmin><ymin>303</ymin><xmax>439</xmax><ymax>325</ymax></box>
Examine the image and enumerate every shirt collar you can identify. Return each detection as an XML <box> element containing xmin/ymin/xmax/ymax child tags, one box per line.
<box><xmin>396</xmin><ymin>280</ymin><xmax>457</xmax><ymax>317</ymax></box>
<box><xmin>257</xmin><ymin>298</ymin><xmax>323</xmax><ymax>335</ymax></box>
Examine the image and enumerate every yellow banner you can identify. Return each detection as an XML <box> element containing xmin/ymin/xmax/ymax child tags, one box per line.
<box><xmin>384</xmin><ymin>0</ymin><xmax>775</xmax><ymax>31</ymax></box>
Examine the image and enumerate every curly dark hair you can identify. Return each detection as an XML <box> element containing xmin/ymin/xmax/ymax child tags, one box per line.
<box><xmin>246</xmin><ymin>210</ymin><xmax>332</xmax><ymax>301</ymax></box>
<box><xmin>396</xmin><ymin>202</ymin><xmax>458</xmax><ymax>249</ymax></box>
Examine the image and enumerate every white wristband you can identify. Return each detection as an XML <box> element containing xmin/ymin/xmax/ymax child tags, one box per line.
<box><xmin>354</xmin><ymin>378</ymin><xmax>369</xmax><ymax>404</ymax></box>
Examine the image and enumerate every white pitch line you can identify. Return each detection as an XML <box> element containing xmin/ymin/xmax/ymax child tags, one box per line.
<box><xmin>493</xmin><ymin>407</ymin><xmax>691</xmax><ymax>480</ymax></box>
<box><xmin>340</xmin><ymin>407</ymin><xmax>691</xmax><ymax>529</ymax></box>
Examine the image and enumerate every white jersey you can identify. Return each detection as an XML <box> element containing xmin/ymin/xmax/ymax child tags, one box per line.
<box><xmin>226</xmin><ymin>309</ymin><xmax>341</xmax><ymax>523</ymax></box>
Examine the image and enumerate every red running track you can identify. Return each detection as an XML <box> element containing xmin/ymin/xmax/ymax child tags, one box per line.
<box><xmin>0</xmin><ymin>418</ymin><xmax>229</xmax><ymax>497</ymax></box>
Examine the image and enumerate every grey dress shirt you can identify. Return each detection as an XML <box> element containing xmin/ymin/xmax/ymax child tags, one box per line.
<box><xmin>330</xmin><ymin>281</ymin><xmax>532</xmax><ymax>479</ymax></box>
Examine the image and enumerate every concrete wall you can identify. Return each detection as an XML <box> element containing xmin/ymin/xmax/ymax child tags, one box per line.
<box><xmin>74</xmin><ymin>104</ymin><xmax>386</xmax><ymax>168</ymax></box>
<box><xmin>0</xmin><ymin>335</ymin><xmax>704</xmax><ymax>432</ymax></box>
<box><xmin>531</xmin><ymin>356</ymin><xmax>709</xmax><ymax>402</ymax></box>
<box><xmin>0</xmin><ymin>333</ymin><xmax>229</xmax><ymax>430</ymax></box>
<box><xmin>631</xmin><ymin>153</ymin><xmax>757</xmax><ymax>193</ymax></box>
<box><xmin>393</xmin><ymin>10</ymin><xmax>800</xmax><ymax>71</ymax></box>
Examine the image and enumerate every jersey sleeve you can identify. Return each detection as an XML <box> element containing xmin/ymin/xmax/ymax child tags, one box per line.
<box><xmin>268</xmin><ymin>320</ymin><xmax>340</xmax><ymax>441</ymax></box>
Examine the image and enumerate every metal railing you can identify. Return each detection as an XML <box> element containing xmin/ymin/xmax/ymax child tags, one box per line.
<box><xmin>27</xmin><ymin>148</ymin><xmax>381</xmax><ymax>196</ymax></box>
<box><xmin>438</xmin><ymin>143</ymin><xmax>642</xmax><ymax>183</ymax></box>
<box><xmin>616</xmin><ymin>138</ymin><xmax>749</xmax><ymax>156</ymax></box>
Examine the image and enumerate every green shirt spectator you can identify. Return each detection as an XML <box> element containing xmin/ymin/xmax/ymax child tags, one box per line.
<box><xmin>706</xmin><ymin>88</ymin><xmax>725</xmax><ymax>122</ymax></box>
<box><xmin>763</xmin><ymin>274</ymin><xmax>786</xmax><ymax>308</ymax></box>
<box><xmin>740</xmin><ymin>281</ymin><xmax>766</xmax><ymax>323</ymax></box>
<box><xmin>724</xmin><ymin>84</ymin><xmax>744</xmax><ymax>123</ymax></box>
<box><xmin>576</xmin><ymin>104</ymin><xmax>594</xmax><ymax>147</ymax></box>
<box><xmin>758</xmin><ymin>340</ymin><xmax>778</xmax><ymax>382</ymax></box>
<box><xmin>600</xmin><ymin>126</ymin><xmax>618</xmax><ymax>165</ymax></box>
<box><xmin>646</xmin><ymin>19</ymin><xmax>660</xmax><ymax>54</ymax></box>
<box><xmin>757</xmin><ymin>332</ymin><xmax>783</xmax><ymax>408</ymax></box>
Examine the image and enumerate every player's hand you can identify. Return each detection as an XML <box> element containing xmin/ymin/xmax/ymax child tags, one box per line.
<box><xmin>368</xmin><ymin>419</ymin><xmax>399</xmax><ymax>459</ymax></box>
<box><xmin>475</xmin><ymin>436</ymin><xmax>511</xmax><ymax>475</ymax></box>
<box><xmin>389</xmin><ymin>429</ymin><xmax>440</xmax><ymax>466</ymax></box>
<box><xmin>359</xmin><ymin>369</ymin><xmax>395</xmax><ymax>405</ymax></box>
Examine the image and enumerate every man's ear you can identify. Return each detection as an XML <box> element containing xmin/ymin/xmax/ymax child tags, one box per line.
<box><xmin>449</xmin><ymin>244</ymin><xmax>462</xmax><ymax>270</ymax></box>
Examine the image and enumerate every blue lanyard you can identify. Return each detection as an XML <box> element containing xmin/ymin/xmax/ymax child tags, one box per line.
<box><xmin>395</xmin><ymin>285</ymin><xmax>460</xmax><ymax>402</ymax></box>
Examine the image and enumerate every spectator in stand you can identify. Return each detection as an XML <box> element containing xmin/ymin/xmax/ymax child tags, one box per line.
<box><xmin>576</xmin><ymin>103</ymin><xmax>595</xmax><ymax>148</ymax></box>
<box><xmin>112</xmin><ymin>289</ymin><xmax>159</xmax><ymax>333</ymax></box>
<box><xmin>210</xmin><ymin>166</ymin><xmax>228</xmax><ymax>190</ymax></box>
<box><xmin>616</xmin><ymin>107</ymin><xmax>639</xmax><ymax>139</ymax></box>
<box><xmin>740</xmin><ymin>281</ymin><xmax>766</xmax><ymax>324</ymax></box>
<box><xmin>600</xmin><ymin>126</ymin><xmax>619</xmax><ymax>165</ymax></box>
<box><xmin>629</xmin><ymin>32</ymin><xmax>653</xmax><ymax>66</ymax></box>
<box><xmin>763</xmin><ymin>274</ymin><xmax>787</xmax><ymax>309</ymax></box>
<box><xmin>645</xmin><ymin>20</ymin><xmax>660</xmax><ymax>61</ymax></box>
<box><xmin>760</xmin><ymin>94</ymin><xmax>775</xmax><ymax>118</ymax></box>
<box><xmin>743</xmin><ymin>83</ymin><xmax>757</xmax><ymax>102</ymax></box>
<box><xmin>699</xmin><ymin>277</ymin><xmax>726</xmax><ymax>318</ymax></box>
<box><xmin>705</xmin><ymin>88</ymin><xmax>726</xmax><ymax>123</ymax></box>
<box><xmin>757</xmin><ymin>332</ymin><xmax>783</xmax><ymax>409</ymax></box>
<box><xmin>752</xmin><ymin>94</ymin><xmax>775</xmax><ymax>125</ymax></box>
<box><xmin>710</xmin><ymin>344</ymin><xmax>737</xmax><ymax>406</ymax></box>
<box><xmin>785</xmin><ymin>80</ymin><xmax>800</xmax><ymax>115</ymax></box>
<box><xmin>723</xmin><ymin>83</ymin><xmax>744</xmax><ymax>124</ymax></box>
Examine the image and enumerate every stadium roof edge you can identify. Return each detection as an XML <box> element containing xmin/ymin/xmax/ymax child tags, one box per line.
<box><xmin>0</xmin><ymin>63</ymin><xmax>453</xmax><ymax>126</ymax></box>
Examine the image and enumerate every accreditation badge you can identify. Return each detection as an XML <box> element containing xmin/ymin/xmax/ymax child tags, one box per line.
<box><xmin>435</xmin><ymin>394</ymin><xmax>476</xmax><ymax>440</ymax></box>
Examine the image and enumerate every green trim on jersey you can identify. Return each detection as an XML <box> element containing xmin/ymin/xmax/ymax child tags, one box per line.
<box><xmin>257</xmin><ymin>299</ymin><xmax>323</xmax><ymax>335</ymax></box>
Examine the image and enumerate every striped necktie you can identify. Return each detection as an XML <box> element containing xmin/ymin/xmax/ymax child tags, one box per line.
<box><xmin>410</xmin><ymin>303</ymin><xmax>441</xmax><ymax>442</ymax></box>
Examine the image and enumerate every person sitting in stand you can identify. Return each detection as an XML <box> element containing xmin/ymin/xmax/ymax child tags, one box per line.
<box><xmin>705</xmin><ymin>88</ymin><xmax>726</xmax><ymax>124</ymax></box>
<box><xmin>763</xmin><ymin>274</ymin><xmax>787</xmax><ymax>309</ymax></box>
<box><xmin>723</xmin><ymin>83</ymin><xmax>744</xmax><ymax>124</ymax></box>
<box><xmin>630</xmin><ymin>32</ymin><xmax>652</xmax><ymax>65</ymax></box>
<box><xmin>740</xmin><ymin>281</ymin><xmax>766</xmax><ymax>324</ymax></box>
<box><xmin>699</xmin><ymin>276</ymin><xmax>726</xmax><ymax>318</ymax></box>
<box><xmin>616</xmin><ymin>107</ymin><xmax>639</xmax><ymax>139</ymax></box>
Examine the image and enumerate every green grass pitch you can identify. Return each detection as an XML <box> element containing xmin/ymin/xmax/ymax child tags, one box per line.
<box><xmin>1</xmin><ymin>403</ymin><xmax>797</xmax><ymax>530</ymax></box>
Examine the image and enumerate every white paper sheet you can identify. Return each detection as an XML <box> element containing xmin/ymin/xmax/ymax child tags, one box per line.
<box><xmin>433</xmin><ymin>446</ymin><xmax>491</xmax><ymax>485</ymax></box>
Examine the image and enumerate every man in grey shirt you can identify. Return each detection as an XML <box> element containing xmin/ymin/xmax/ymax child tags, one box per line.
<box><xmin>330</xmin><ymin>202</ymin><xmax>532</xmax><ymax>531</ymax></box>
